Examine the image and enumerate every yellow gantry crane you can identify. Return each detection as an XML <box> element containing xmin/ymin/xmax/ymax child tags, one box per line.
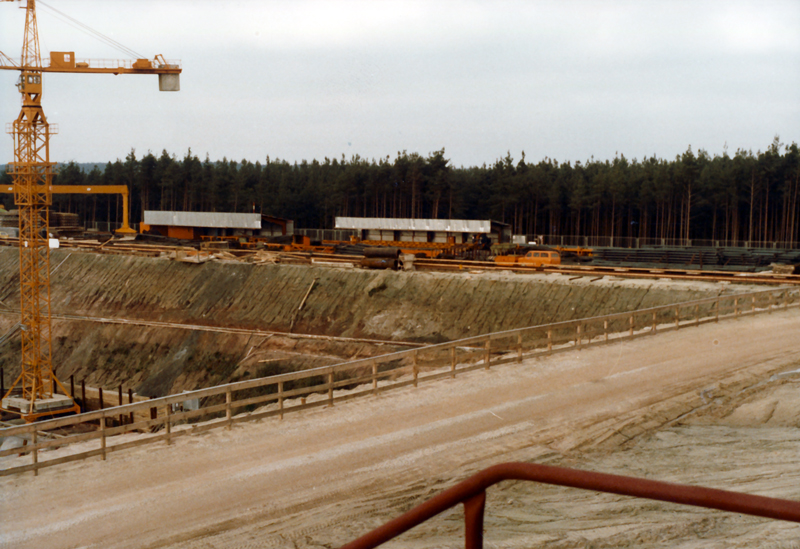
<box><xmin>0</xmin><ymin>0</ymin><xmax>181</xmax><ymax>421</ymax></box>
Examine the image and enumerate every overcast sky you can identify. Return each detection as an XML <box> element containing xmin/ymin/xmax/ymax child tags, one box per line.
<box><xmin>1</xmin><ymin>0</ymin><xmax>798</xmax><ymax>168</ymax></box>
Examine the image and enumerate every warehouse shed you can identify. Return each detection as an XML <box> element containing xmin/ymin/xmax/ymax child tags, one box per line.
<box><xmin>334</xmin><ymin>217</ymin><xmax>510</xmax><ymax>244</ymax></box>
<box><xmin>141</xmin><ymin>211</ymin><xmax>293</xmax><ymax>239</ymax></box>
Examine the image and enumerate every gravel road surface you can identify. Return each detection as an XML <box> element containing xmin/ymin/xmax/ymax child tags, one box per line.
<box><xmin>2</xmin><ymin>309</ymin><xmax>800</xmax><ymax>548</ymax></box>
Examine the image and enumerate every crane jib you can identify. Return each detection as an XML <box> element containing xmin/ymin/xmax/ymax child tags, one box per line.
<box><xmin>1</xmin><ymin>54</ymin><xmax>181</xmax><ymax>76</ymax></box>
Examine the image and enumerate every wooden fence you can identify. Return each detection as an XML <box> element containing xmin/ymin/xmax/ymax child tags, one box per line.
<box><xmin>1</xmin><ymin>287</ymin><xmax>798</xmax><ymax>477</ymax></box>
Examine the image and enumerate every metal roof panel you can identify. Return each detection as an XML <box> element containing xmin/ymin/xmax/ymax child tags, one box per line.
<box><xmin>334</xmin><ymin>217</ymin><xmax>491</xmax><ymax>233</ymax></box>
<box><xmin>144</xmin><ymin>211</ymin><xmax>262</xmax><ymax>229</ymax></box>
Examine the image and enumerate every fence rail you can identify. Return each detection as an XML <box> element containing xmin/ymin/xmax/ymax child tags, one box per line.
<box><xmin>1</xmin><ymin>287</ymin><xmax>798</xmax><ymax>477</ymax></box>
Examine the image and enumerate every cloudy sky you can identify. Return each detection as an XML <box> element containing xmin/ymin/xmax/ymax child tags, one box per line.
<box><xmin>1</xmin><ymin>0</ymin><xmax>798</xmax><ymax>168</ymax></box>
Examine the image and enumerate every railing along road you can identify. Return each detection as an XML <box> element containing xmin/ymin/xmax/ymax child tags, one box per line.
<box><xmin>341</xmin><ymin>462</ymin><xmax>800</xmax><ymax>549</ymax></box>
<box><xmin>1</xmin><ymin>287</ymin><xmax>798</xmax><ymax>477</ymax></box>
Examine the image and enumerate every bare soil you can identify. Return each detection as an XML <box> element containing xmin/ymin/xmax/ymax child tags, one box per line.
<box><xmin>0</xmin><ymin>247</ymin><xmax>747</xmax><ymax>398</ymax></box>
<box><xmin>2</xmin><ymin>307</ymin><xmax>800</xmax><ymax>548</ymax></box>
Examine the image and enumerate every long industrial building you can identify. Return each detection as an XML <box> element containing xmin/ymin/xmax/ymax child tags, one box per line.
<box><xmin>141</xmin><ymin>211</ymin><xmax>293</xmax><ymax>239</ymax></box>
<box><xmin>334</xmin><ymin>216</ymin><xmax>511</xmax><ymax>244</ymax></box>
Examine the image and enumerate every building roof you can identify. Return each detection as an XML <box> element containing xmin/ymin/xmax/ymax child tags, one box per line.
<box><xmin>335</xmin><ymin>217</ymin><xmax>492</xmax><ymax>233</ymax></box>
<box><xmin>144</xmin><ymin>211</ymin><xmax>261</xmax><ymax>229</ymax></box>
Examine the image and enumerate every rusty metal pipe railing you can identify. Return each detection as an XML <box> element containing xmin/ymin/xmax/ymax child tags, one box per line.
<box><xmin>341</xmin><ymin>462</ymin><xmax>800</xmax><ymax>549</ymax></box>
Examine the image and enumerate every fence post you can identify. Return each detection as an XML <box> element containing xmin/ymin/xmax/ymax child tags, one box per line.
<box><xmin>652</xmin><ymin>311</ymin><xmax>657</xmax><ymax>333</ymax></box>
<box><xmin>484</xmin><ymin>339</ymin><xmax>491</xmax><ymax>369</ymax></box>
<box><xmin>629</xmin><ymin>314</ymin><xmax>634</xmax><ymax>336</ymax></box>
<box><xmin>517</xmin><ymin>333</ymin><xmax>523</xmax><ymax>363</ymax></box>
<box><xmin>100</xmin><ymin>415</ymin><xmax>107</xmax><ymax>460</ymax></box>
<box><xmin>451</xmin><ymin>346</ymin><xmax>457</xmax><ymax>378</ymax></box>
<box><xmin>413</xmin><ymin>351</ymin><xmax>419</xmax><ymax>387</ymax></box>
<box><xmin>32</xmin><ymin>429</ymin><xmax>38</xmax><ymax>476</ymax></box>
<box><xmin>165</xmin><ymin>404</ymin><xmax>172</xmax><ymax>445</ymax></box>
<box><xmin>603</xmin><ymin>320</ymin><xmax>608</xmax><ymax>342</ymax></box>
<box><xmin>225</xmin><ymin>386</ymin><xmax>232</xmax><ymax>429</ymax></box>
<box><xmin>752</xmin><ymin>295</ymin><xmax>756</xmax><ymax>313</ymax></box>
<box><xmin>328</xmin><ymin>372</ymin><xmax>334</xmax><ymax>407</ymax></box>
<box><xmin>278</xmin><ymin>381</ymin><xmax>284</xmax><ymax>419</ymax></box>
<box><xmin>118</xmin><ymin>385</ymin><xmax>124</xmax><ymax>425</ymax></box>
<box><xmin>547</xmin><ymin>329</ymin><xmax>552</xmax><ymax>353</ymax></box>
<box><xmin>734</xmin><ymin>297</ymin><xmax>739</xmax><ymax>317</ymax></box>
<box><xmin>128</xmin><ymin>388</ymin><xmax>134</xmax><ymax>424</ymax></box>
<box><xmin>576</xmin><ymin>324</ymin><xmax>582</xmax><ymax>350</ymax></box>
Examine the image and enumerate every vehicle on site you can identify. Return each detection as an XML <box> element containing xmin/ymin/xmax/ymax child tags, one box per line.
<box><xmin>494</xmin><ymin>245</ymin><xmax>561</xmax><ymax>267</ymax></box>
<box><xmin>519</xmin><ymin>249</ymin><xmax>561</xmax><ymax>266</ymax></box>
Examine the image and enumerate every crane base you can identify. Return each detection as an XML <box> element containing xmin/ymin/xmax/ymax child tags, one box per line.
<box><xmin>2</xmin><ymin>394</ymin><xmax>78</xmax><ymax>419</ymax></box>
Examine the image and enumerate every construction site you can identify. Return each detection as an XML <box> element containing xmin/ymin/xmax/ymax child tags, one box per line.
<box><xmin>1</xmin><ymin>245</ymin><xmax>800</xmax><ymax>548</ymax></box>
<box><xmin>3</xmin><ymin>2</ymin><xmax>800</xmax><ymax>548</ymax></box>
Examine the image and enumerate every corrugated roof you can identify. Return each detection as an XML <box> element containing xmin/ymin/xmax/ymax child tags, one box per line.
<box><xmin>335</xmin><ymin>217</ymin><xmax>492</xmax><ymax>233</ymax></box>
<box><xmin>144</xmin><ymin>211</ymin><xmax>261</xmax><ymax>229</ymax></box>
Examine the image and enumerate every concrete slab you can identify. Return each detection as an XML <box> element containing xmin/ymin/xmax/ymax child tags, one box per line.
<box><xmin>2</xmin><ymin>394</ymin><xmax>75</xmax><ymax>414</ymax></box>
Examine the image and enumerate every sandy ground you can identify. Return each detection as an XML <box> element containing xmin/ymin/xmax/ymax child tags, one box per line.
<box><xmin>2</xmin><ymin>308</ymin><xmax>800</xmax><ymax>548</ymax></box>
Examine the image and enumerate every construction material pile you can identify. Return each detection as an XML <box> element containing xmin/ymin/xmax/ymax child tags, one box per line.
<box><xmin>50</xmin><ymin>212</ymin><xmax>83</xmax><ymax>237</ymax></box>
<box><xmin>592</xmin><ymin>246</ymin><xmax>800</xmax><ymax>272</ymax></box>
<box><xmin>0</xmin><ymin>209</ymin><xmax>17</xmax><ymax>227</ymax></box>
<box><xmin>0</xmin><ymin>209</ymin><xmax>17</xmax><ymax>237</ymax></box>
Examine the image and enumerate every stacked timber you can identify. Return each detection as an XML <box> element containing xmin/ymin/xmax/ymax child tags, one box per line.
<box><xmin>51</xmin><ymin>212</ymin><xmax>84</xmax><ymax>237</ymax></box>
<box><xmin>0</xmin><ymin>209</ymin><xmax>18</xmax><ymax>227</ymax></box>
<box><xmin>0</xmin><ymin>209</ymin><xmax>19</xmax><ymax>237</ymax></box>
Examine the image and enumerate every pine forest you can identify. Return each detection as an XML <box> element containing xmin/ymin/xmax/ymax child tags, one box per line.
<box><xmin>1</xmin><ymin>136</ymin><xmax>798</xmax><ymax>245</ymax></box>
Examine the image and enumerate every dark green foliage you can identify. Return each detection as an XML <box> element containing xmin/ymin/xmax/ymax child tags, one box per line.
<box><xmin>40</xmin><ymin>137</ymin><xmax>800</xmax><ymax>243</ymax></box>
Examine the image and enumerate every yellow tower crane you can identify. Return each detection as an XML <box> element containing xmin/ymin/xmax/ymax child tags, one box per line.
<box><xmin>0</xmin><ymin>0</ymin><xmax>181</xmax><ymax>421</ymax></box>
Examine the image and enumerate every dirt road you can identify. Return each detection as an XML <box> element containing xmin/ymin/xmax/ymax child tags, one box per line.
<box><xmin>3</xmin><ymin>309</ymin><xmax>800</xmax><ymax>548</ymax></box>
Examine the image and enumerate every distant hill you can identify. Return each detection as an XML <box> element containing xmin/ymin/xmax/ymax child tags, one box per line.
<box><xmin>0</xmin><ymin>162</ymin><xmax>107</xmax><ymax>174</ymax></box>
<box><xmin>63</xmin><ymin>162</ymin><xmax>108</xmax><ymax>173</ymax></box>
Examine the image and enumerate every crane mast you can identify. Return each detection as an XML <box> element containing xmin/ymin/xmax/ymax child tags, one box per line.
<box><xmin>1</xmin><ymin>0</ymin><xmax>181</xmax><ymax>421</ymax></box>
<box><xmin>4</xmin><ymin>0</ymin><xmax>65</xmax><ymax>420</ymax></box>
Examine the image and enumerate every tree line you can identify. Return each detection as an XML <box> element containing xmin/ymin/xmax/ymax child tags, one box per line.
<box><xmin>1</xmin><ymin>137</ymin><xmax>798</xmax><ymax>243</ymax></box>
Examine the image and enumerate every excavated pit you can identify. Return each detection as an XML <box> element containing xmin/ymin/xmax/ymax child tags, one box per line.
<box><xmin>0</xmin><ymin>246</ymin><xmax>757</xmax><ymax>398</ymax></box>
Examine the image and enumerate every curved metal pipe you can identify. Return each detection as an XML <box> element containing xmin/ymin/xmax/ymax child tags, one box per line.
<box><xmin>342</xmin><ymin>462</ymin><xmax>800</xmax><ymax>549</ymax></box>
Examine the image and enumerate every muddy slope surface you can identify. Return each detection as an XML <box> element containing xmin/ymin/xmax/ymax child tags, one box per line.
<box><xmin>0</xmin><ymin>247</ymin><xmax>749</xmax><ymax>396</ymax></box>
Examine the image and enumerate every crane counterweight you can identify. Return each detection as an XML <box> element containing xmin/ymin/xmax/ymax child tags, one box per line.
<box><xmin>159</xmin><ymin>72</ymin><xmax>180</xmax><ymax>92</ymax></box>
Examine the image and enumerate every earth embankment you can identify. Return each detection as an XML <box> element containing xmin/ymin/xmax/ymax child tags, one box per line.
<box><xmin>0</xmin><ymin>247</ymin><xmax>749</xmax><ymax>397</ymax></box>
